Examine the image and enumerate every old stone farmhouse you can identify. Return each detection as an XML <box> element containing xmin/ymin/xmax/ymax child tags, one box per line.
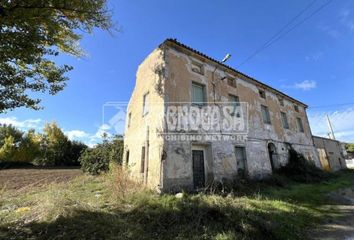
<box><xmin>123</xmin><ymin>39</ymin><xmax>320</xmax><ymax>192</ymax></box>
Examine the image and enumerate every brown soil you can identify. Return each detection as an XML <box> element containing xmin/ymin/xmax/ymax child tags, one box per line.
<box><xmin>0</xmin><ymin>168</ymin><xmax>82</xmax><ymax>191</ymax></box>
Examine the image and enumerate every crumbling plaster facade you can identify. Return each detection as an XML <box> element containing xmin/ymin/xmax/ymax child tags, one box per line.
<box><xmin>313</xmin><ymin>136</ymin><xmax>346</xmax><ymax>171</ymax></box>
<box><xmin>124</xmin><ymin>39</ymin><xmax>320</xmax><ymax>192</ymax></box>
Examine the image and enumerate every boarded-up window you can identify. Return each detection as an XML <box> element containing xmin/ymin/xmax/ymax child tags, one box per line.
<box><xmin>261</xmin><ymin>105</ymin><xmax>271</xmax><ymax>124</ymax></box>
<box><xmin>297</xmin><ymin>117</ymin><xmax>304</xmax><ymax>132</ymax></box>
<box><xmin>192</xmin><ymin>82</ymin><xmax>205</xmax><ymax>106</ymax></box>
<box><xmin>140</xmin><ymin>146</ymin><xmax>145</xmax><ymax>173</ymax></box>
<box><xmin>281</xmin><ymin>112</ymin><xmax>289</xmax><ymax>129</ymax></box>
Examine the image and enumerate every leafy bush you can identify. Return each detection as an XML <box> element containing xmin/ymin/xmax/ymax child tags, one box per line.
<box><xmin>79</xmin><ymin>135</ymin><xmax>124</xmax><ymax>175</ymax></box>
<box><xmin>79</xmin><ymin>147</ymin><xmax>110</xmax><ymax>175</ymax></box>
<box><xmin>277</xmin><ymin>148</ymin><xmax>330</xmax><ymax>183</ymax></box>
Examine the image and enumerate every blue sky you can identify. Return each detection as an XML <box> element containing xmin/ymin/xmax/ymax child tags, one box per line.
<box><xmin>1</xmin><ymin>0</ymin><xmax>354</xmax><ymax>145</ymax></box>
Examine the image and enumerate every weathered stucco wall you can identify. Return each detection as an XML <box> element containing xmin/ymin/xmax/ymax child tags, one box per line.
<box><xmin>124</xmin><ymin>40</ymin><xmax>320</xmax><ymax>192</ymax></box>
<box><xmin>123</xmin><ymin>48</ymin><xmax>166</xmax><ymax>190</ymax></box>
<box><xmin>160</xmin><ymin>44</ymin><xmax>320</xmax><ymax>191</ymax></box>
<box><xmin>313</xmin><ymin>136</ymin><xmax>346</xmax><ymax>171</ymax></box>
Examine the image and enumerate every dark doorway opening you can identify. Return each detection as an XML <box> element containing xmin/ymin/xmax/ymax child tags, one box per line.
<box><xmin>192</xmin><ymin>150</ymin><xmax>205</xmax><ymax>189</ymax></box>
<box><xmin>235</xmin><ymin>146</ymin><xmax>247</xmax><ymax>177</ymax></box>
<box><xmin>268</xmin><ymin>143</ymin><xmax>277</xmax><ymax>171</ymax></box>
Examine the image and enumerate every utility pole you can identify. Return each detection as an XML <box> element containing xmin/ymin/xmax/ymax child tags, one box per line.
<box><xmin>326</xmin><ymin>114</ymin><xmax>335</xmax><ymax>140</ymax></box>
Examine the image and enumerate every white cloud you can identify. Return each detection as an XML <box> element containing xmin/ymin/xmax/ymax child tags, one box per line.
<box><xmin>283</xmin><ymin>80</ymin><xmax>317</xmax><ymax>91</ymax></box>
<box><xmin>294</xmin><ymin>80</ymin><xmax>317</xmax><ymax>91</ymax></box>
<box><xmin>308</xmin><ymin>108</ymin><xmax>354</xmax><ymax>143</ymax></box>
<box><xmin>65</xmin><ymin>130</ymin><xmax>89</xmax><ymax>140</ymax></box>
<box><xmin>340</xmin><ymin>8</ymin><xmax>354</xmax><ymax>31</ymax></box>
<box><xmin>0</xmin><ymin>117</ymin><xmax>42</xmax><ymax>129</ymax></box>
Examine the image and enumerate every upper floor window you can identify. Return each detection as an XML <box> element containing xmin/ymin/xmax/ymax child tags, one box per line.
<box><xmin>191</xmin><ymin>61</ymin><xmax>204</xmax><ymax>75</ymax></box>
<box><xmin>297</xmin><ymin>117</ymin><xmax>304</xmax><ymax>132</ymax></box>
<box><xmin>229</xmin><ymin>94</ymin><xmax>240</xmax><ymax>117</ymax></box>
<box><xmin>227</xmin><ymin>77</ymin><xmax>236</xmax><ymax>88</ymax></box>
<box><xmin>294</xmin><ymin>105</ymin><xmax>299</xmax><ymax>112</ymax></box>
<box><xmin>192</xmin><ymin>82</ymin><xmax>206</xmax><ymax>106</ymax></box>
<box><xmin>259</xmin><ymin>89</ymin><xmax>266</xmax><ymax>99</ymax></box>
<box><xmin>261</xmin><ymin>105</ymin><xmax>271</xmax><ymax>124</ymax></box>
<box><xmin>143</xmin><ymin>92</ymin><xmax>149</xmax><ymax>116</ymax></box>
<box><xmin>278</xmin><ymin>96</ymin><xmax>284</xmax><ymax>106</ymax></box>
<box><xmin>281</xmin><ymin>112</ymin><xmax>289</xmax><ymax>129</ymax></box>
<box><xmin>128</xmin><ymin>112</ymin><xmax>132</xmax><ymax>127</ymax></box>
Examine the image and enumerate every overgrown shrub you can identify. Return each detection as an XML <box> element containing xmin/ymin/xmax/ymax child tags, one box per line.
<box><xmin>108</xmin><ymin>164</ymin><xmax>147</xmax><ymax>201</ymax></box>
<box><xmin>79</xmin><ymin>135</ymin><xmax>124</xmax><ymax>175</ymax></box>
<box><xmin>277</xmin><ymin>148</ymin><xmax>330</xmax><ymax>183</ymax></box>
<box><xmin>79</xmin><ymin>147</ymin><xmax>110</xmax><ymax>175</ymax></box>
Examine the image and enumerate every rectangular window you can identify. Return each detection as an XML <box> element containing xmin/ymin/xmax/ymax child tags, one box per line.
<box><xmin>281</xmin><ymin>112</ymin><xmax>289</xmax><ymax>129</ymax></box>
<box><xmin>227</xmin><ymin>77</ymin><xmax>236</xmax><ymax>88</ymax></box>
<box><xmin>278</xmin><ymin>97</ymin><xmax>284</xmax><ymax>106</ymax></box>
<box><xmin>125</xmin><ymin>151</ymin><xmax>130</xmax><ymax>166</ymax></box>
<box><xmin>229</xmin><ymin>94</ymin><xmax>240</xmax><ymax>117</ymax></box>
<box><xmin>143</xmin><ymin>93</ymin><xmax>149</xmax><ymax>115</ymax></box>
<box><xmin>192</xmin><ymin>82</ymin><xmax>205</xmax><ymax>106</ymax></box>
<box><xmin>259</xmin><ymin>89</ymin><xmax>266</xmax><ymax>99</ymax></box>
<box><xmin>191</xmin><ymin>61</ymin><xmax>204</xmax><ymax>75</ymax></box>
<box><xmin>261</xmin><ymin>105</ymin><xmax>271</xmax><ymax>124</ymax></box>
<box><xmin>235</xmin><ymin>146</ymin><xmax>247</xmax><ymax>177</ymax></box>
<box><xmin>294</xmin><ymin>105</ymin><xmax>299</xmax><ymax>112</ymax></box>
<box><xmin>128</xmin><ymin>112</ymin><xmax>131</xmax><ymax>127</ymax></box>
<box><xmin>297</xmin><ymin>117</ymin><xmax>304</xmax><ymax>132</ymax></box>
<box><xmin>140</xmin><ymin>146</ymin><xmax>145</xmax><ymax>173</ymax></box>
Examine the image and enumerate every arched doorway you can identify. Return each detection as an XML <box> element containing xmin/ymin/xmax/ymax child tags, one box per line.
<box><xmin>268</xmin><ymin>143</ymin><xmax>277</xmax><ymax>171</ymax></box>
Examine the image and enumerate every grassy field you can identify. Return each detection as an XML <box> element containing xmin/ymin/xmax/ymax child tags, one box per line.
<box><xmin>0</xmin><ymin>168</ymin><xmax>353</xmax><ymax>240</ymax></box>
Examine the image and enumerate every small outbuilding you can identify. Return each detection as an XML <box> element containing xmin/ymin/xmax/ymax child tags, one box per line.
<box><xmin>313</xmin><ymin>136</ymin><xmax>346</xmax><ymax>171</ymax></box>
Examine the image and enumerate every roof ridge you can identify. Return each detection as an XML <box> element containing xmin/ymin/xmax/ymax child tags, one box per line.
<box><xmin>161</xmin><ymin>38</ymin><xmax>308</xmax><ymax>108</ymax></box>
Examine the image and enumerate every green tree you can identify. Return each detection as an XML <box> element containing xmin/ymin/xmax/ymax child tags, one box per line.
<box><xmin>0</xmin><ymin>0</ymin><xmax>113</xmax><ymax>112</ymax></box>
<box><xmin>346</xmin><ymin>143</ymin><xmax>354</xmax><ymax>152</ymax></box>
<box><xmin>0</xmin><ymin>135</ymin><xmax>15</xmax><ymax>162</ymax></box>
<box><xmin>13</xmin><ymin>130</ymin><xmax>41</xmax><ymax>163</ymax></box>
<box><xmin>79</xmin><ymin>135</ymin><xmax>124</xmax><ymax>175</ymax></box>
<box><xmin>36</xmin><ymin>122</ymin><xmax>70</xmax><ymax>166</ymax></box>
<box><xmin>0</xmin><ymin>124</ymin><xmax>23</xmax><ymax>146</ymax></box>
<box><xmin>64</xmin><ymin>140</ymin><xmax>88</xmax><ymax>166</ymax></box>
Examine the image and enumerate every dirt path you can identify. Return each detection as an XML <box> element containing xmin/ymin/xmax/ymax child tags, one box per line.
<box><xmin>314</xmin><ymin>178</ymin><xmax>354</xmax><ymax>240</ymax></box>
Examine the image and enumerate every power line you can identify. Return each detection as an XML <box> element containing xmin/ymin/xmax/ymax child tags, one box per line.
<box><xmin>237</xmin><ymin>0</ymin><xmax>332</xmax><ymax>68</ymax></box>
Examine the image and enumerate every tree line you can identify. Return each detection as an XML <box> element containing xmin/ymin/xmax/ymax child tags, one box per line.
<box><xmin>0</xmin><ymin>123</ymin><xmax>124</xmax><ymax>170</ymax></box>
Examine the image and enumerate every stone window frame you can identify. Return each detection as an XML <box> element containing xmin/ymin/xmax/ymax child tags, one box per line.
<box><xmin>280</xmin><ymin>112</ymin><xmax>289</xmax><ymax>129</ymax></box>
<box><xmin>191</xmin><ymin>81</ymin><xmax>206</xmax><ymax>107</ymax></box>
<box><xmin>142</xmin><ymin>92</ymin><xmax>149</xmax><ymax>116</ymax></box>
<box><xmin>191</xmin><ymin>60</ymin><xmax>205</xmax><ymax>75</ymax></box>
<box><xmin>259</xmin><ymin>89</ymin><xmax>266</xmax><ymax>99</ymax></box>
<box><xmin>261</xmin><ymin>105</ymin><xmax>271</xmax><ymax>125</ymax></box>
<box><xmin>228</xmin><ymin>94</ymin><xmax>240</xmax><ymax>117</ymax></box>
<box><xmin>296</xmin><ymin>117</ymin><xmax>304</xmax><ymax>133</ymax></box>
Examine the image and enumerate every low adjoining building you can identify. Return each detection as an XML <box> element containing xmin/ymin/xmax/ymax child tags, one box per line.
<box><xmin>313</xmin><ymin>136</ymin><xmax>347</xmax><ymax>171</ymax></box>
<box><xmin>123</xmin><ymin>39</ymin><xmax>320</xmax><ymax>192</ymax></box>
